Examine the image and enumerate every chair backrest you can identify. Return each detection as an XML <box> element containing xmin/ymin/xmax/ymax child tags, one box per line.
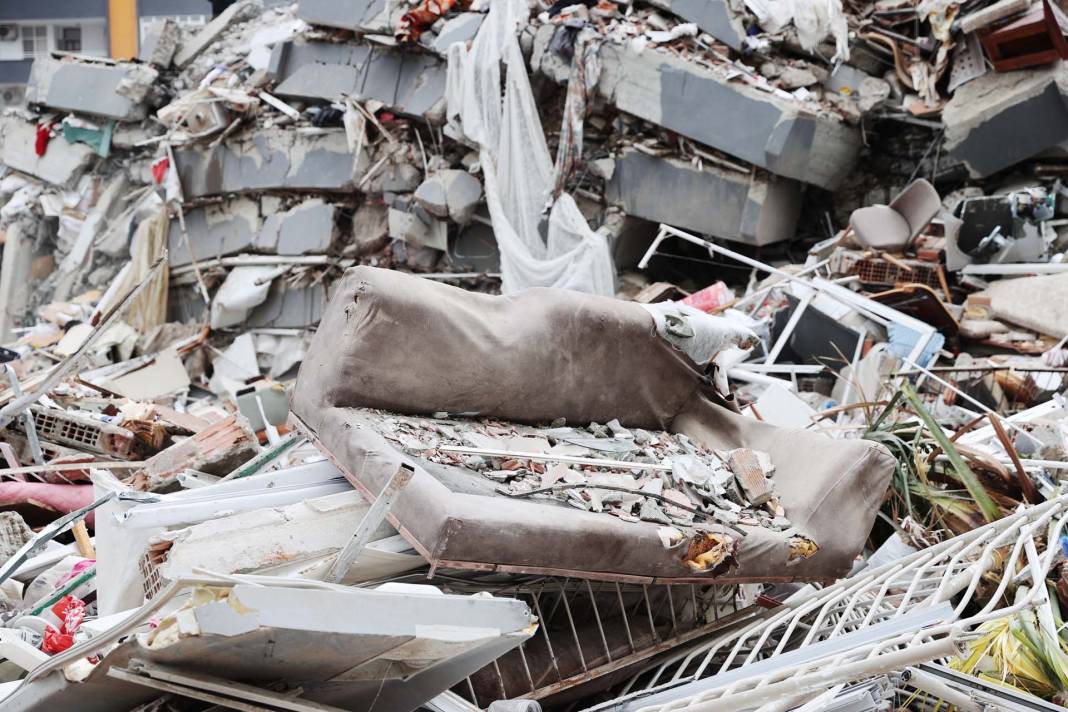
<box><xmin>888</xmin><ymin>178</ymin><xmax>941</xmax><ymax>239</ymax></box>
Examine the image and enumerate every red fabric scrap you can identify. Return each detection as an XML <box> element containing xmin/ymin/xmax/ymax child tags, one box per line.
<box><xmin>41</xmin><ymin>596</ymin><xmax>86</xmax><ymax>654</ymax></box>
<box><xmin>396</xmin><ymin>0</ymin><xmax>472</xmax><ymax>43</ymax></box>
<box><xmin>151</xmin><ymin>156</ymin><xmax>170</xmax><ymax>185</ymax></box>
<box><xmin>35</xmin><ymin>122</ymin><xmax>54</xmax><ymax>157</ymax></box>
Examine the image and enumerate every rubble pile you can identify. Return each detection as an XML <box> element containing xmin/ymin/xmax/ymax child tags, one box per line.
<box><xmin>378</xmin><ymin>412</ymin><xmax>797</xmax><ymax>537</ymax></box>
<box><xmin>3</xmin><ymin>0</ymin><xmax>1068</xmax><ymax>709</ymax></box>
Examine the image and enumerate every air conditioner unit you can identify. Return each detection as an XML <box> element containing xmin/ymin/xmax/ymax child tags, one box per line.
<box><xmin>0</xmin><ymin>25</ymin><xmax>19</xmax><ymax>42</ymax></box>
<box><xmin>0</xmin><ymin>85</ymin><xmax>25</xmax><ymax>106</ymax></box>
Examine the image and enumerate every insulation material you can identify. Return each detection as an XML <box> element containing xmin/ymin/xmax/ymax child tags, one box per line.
<box><xmin>209</xmin><ymin>266</ymin><xmax>279</xmax><ymax>329</ymax></box>
<box><xmin>446</xmin><ymin>0</ymin><xmax>615</xmax><ymax>295</ymax></box>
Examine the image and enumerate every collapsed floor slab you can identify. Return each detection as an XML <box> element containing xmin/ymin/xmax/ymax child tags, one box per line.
<box><xmin>25</xmin><ymin>57</ymin><xmax>158</xmax><ymax>122</ymax></box>
<box><xmin>173</xmin><ymin>127</ymin><xmax>368</xmax><ymax>197</ymax></box>
<box><xmin>168</xmin><ymin>197</ymin><xmax>339</xmax><ymax>267</ymax></box>
<box><xmin>566</xmin><ymin>40</ymin><xmax>862</xmax><ymax>191</ymax></box>
<box><xmin>272</xmin><ymin>40</ymin><xmax>448</xmax><ymax>121</ymax></box>
<box><xmin>606</xmin><ymin>149</ymin><xmax>802</xmax><ymax>246</ymax></box>
<box><xmin>167</xmin><ymin>197</ymin><xmax>261</xmax><ymax>267</ymax></box>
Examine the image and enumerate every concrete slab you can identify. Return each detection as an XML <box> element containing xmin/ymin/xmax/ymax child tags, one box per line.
<box><xmin>0</xmin><ymin>116</ymin><xmax>96</xmax><ymax>188</ymax></box>
<box><xmin>944</xmin><ymin>61</ymin><xmax>1068</xmax><ymax>178</ymax></box>
<box><xmin>248</xmin><ymin>282</ymin><xmax>326</xmax><ymax>328</ymax></box>
<box><xmin>606</xmin><ymin>149</ymin><xmax>802</xmax><ymax>246</ymax></box>
<box><xmin>260</xmin><ymin>199</ymin><xmax>339</xmax><ymax>254</ymax></box>
<box><xmin>0</xmin><ymin>223</ymin><xmax>33</xmax><ymax>342</ymax></box>
<box><xmin>272</xmin><ymin>40</ymin><xmax>447</xmax><ymax>121</ymax></box>
<box><xmin>297</xmin><ymin>0</ymin><xmax>389</xmax><ymax>33</ymax></box>
<box><xmin>167</xmin><ymin>197</ymin><xmax>261</xmax><ymax>267</ymax></box>
<box><xmin>173</xmin><ymin>127</ymin><xmax>368</xmax><ymax>197</ymax></box>
<box><xmin>581</xmin><ymin>40</ymin><xmax>861</xmax><ymax>190</ymax></box>
<box><xmin>25</xmin><ymin>56</ymin><xmax>158</xmax><ymax>122</ymax></box>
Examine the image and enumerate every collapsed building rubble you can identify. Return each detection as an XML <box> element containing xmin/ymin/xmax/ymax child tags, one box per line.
<box><xmin>3</xmin><ymin>0</ymin><xmax>1068</xmax><ymax>709</ymax></box>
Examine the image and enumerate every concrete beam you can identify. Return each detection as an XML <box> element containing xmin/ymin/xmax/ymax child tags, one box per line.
<box><xmin>272</xmin><ymin>40</ymin><xmax>447</xmax><ymax>122</ymax></box>
<box><xmin>26</xmin><ymin>56</ymin><xmax>158</xmax><ymax>122</ymax></box>
<box><xmin>0</xmin><ymin>116</ymin><xmax>96</xmax><ymax>188</ymax></box>
<box><xmin>944</xmin><ymin>60</ymin><xmax>1068</xmax><ymax>178</ymax></box>
<box><xmin>606</xmin><ymin>149</ymin><xmax>801</xmax><ymax>246</ymax></box>
<box><xmin>572</xmin><ymin>39</ymin><xmax>861</xmax><ymax>190</ymax></box>
<box><xmin>173</xmin><ymin>127</ymin><xmax>368</xmax><ymax>198</ymax></box>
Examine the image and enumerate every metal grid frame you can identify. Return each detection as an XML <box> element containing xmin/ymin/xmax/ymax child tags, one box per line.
<box><xmin>423</xmin><ymin>575</ymin><xmax>754</xmax><ymax>707</ymax></box>
<box><xmin>584</xmin><ymin>492</ymin><xmax>1068</xmax><ymax>711</ymax></box>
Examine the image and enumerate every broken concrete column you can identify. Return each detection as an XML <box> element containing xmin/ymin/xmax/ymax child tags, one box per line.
<box><xmin>25</xmin><ymin>56</ymin><xmax>159</xmax><ymax>122</ymax></box>
<box><xmin>605</xmin><ymin>149</ymin><xmax>802</xmax><ymax>246</ymax></box>
<box><xmin>174</xmin><ymin>0</ymin><xmax>262</xmax><ymax>69</ymax></box>
<box><xmin>0</xmin><ymin>116</ymin><xmax>95</xmax><ymax>188</ymax></box>
<box><xmin>272</xmin><ymin>40</ymin><xmax>448</xmax><ymax>121</ymax></box>
<box><xmin>944</xmin><ymin>60</ymin><xmax>1068</xmax><ymax>178</ymax></box>
<box><xmin>413</xmin><ymin>170</ymin><xmax>482</xmax><ymax>223</ymax></box>
<box><xmin>0</xmin><ymin>223</ymin><xmax>34</xmax><ymax>342</ymax></box>
<box><xmin>173</xmin><ymin>127</ymin><xmax>368</xmax><ymax>198</ymax></box>
<box><xmin>546</xmin><ymin>36</ymin><xmax>861</xmax><ymax>191</ymax></box>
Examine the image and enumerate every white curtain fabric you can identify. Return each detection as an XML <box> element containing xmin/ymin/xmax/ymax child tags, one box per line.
<box><xmin>446</xmin><ymin>0</ymin><xmax>616</xmax><ymax>295</ymax></box>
